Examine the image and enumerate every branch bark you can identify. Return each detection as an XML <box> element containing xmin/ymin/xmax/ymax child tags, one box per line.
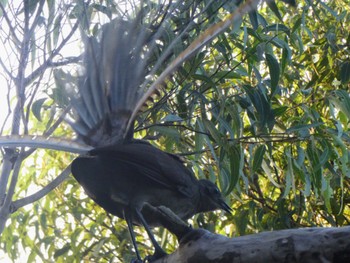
<box><xmin>156</xmin><ymin>226</ymin><xmax>350</xmax><ymax>263</ymax></box>
<box><xmin>152</xmin><ymin>207</ymin><xmax>350</xmax><ymax>263</ymax></box>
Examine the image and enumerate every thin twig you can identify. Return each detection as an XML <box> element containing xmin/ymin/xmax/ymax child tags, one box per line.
<box><xmin>24</xmin><ymin>18</ymin><xmax>81</xmax><ymax>87</ymax></box>
<box><xmin>11</xmin><ymin>165</ymin><xmax>71</xmax><ymax>212</ymax></box>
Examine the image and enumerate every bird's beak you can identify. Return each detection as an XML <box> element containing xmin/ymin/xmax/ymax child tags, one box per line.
<box><xmin>219</xmin><ymin>199</ymin><xmax>232</xmax><ymax>214</ymax></box>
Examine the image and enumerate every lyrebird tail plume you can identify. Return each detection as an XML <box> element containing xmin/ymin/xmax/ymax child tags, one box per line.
<box><xmin>68</xmin><ymin>0</ymin><xmax>262</xmax><ymax>147</ymax></box>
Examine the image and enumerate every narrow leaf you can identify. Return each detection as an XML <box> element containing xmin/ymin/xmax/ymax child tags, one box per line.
<box><xmin>252</xmin><ymin>145</ymin><xmax>265</xmax><ymax>174</ymax></box>
<box><xmin>265</xmin><ymin>53</ymin><xmax>280</xmax><ymax>92</ymax></box>
<box><xmin>32</xmin><ymin>98</ymin><xmax>47</xmax><ymax>121</ymax></box>
<box><xmin>340</xmin><ymin>61</ymin><xmax>350</xmax><ymax>84</ymax></box>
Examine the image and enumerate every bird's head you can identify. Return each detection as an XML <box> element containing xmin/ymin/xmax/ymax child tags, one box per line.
<box><xmin>198</xmin><ymin>179</ymin><xmax>232</xmax><ymax>214</ymax></box>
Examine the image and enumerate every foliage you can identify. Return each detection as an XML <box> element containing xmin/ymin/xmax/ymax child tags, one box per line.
<box><xmin>0</xmin><ymin>0</ymin><xmax>349</xmax><ymax>262</ymax></box>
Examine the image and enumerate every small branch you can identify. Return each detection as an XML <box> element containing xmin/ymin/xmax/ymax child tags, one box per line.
<box><xmin>0</xmin><ymin>152</ymin><xmax>16</xmax><ymax>206</ymax></box>
<box><xmin>0</xmin><ymin>151</ymin><xmax>23</xmax><ymax>235</ymax></box>
<box><xmin>11</xmin><ymin>165</ymin><xmax>71</xmax><ymax>211</ymax></box>
<box><xmin>24</xmin><ymin>56</ymin><xmax>82</xmax><ymax>87</ymax></box>
<box><xmin>0</xmin><ymin>57</ymin><xmax>16</xmax><ymax>80</ymax></box>
<box><xmin>0</xmin><ymin>135</ymin><xmax>92</xmax><ymax>153</ymax></box>
<box><xmin>0</xmin><ymin>3</ymin><xmax>21</xmax><ymax>46</ymax></box>
<box><xmin>24</xmin><ymin>18</ymin><xmax>81</xmax><ymax>86</ymax></box>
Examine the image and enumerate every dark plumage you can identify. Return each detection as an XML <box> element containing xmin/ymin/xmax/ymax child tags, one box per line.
<box><xmin>72</xmin><ymin>140</ymin><xmax>231</xmax><ymax>224</ymax></box>
<box><xmin>71</xmin><ymin>140</ymin><xmax>231</xmax><ymax>260</ymax></box>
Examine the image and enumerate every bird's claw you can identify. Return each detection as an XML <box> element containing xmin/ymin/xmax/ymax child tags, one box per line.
<box><xmin>143</xmin><ymin>251</ymin><xmax>167</xmax><ymax>262</ymax></box>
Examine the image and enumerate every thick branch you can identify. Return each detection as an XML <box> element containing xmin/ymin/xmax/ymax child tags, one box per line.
<box><xmin>156</xmin><ymin>227</ymin><xmax>350</xmax><ymax>263</ymax></box>
<box><xmin>152</xmin><ymin>207</ymin><xmax>350</xmax><ymax>263</ymax></box>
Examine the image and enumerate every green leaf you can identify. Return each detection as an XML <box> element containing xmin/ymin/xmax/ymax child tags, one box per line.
<box><xmin>248</xmin><ymin>10</ymin><xmax>259</xmax><ymax>30</ymax></box>
<box><xmin>252</xmin><ymin>145</ymin><xmax>265</xmax><ymax>174</ymax></box>
<box><xmin>53</xmin><ymin>14</ymin><xmax>62</xmax><ymax>46</ymax></box>
<box><xmin>272</xmin><ymin>106</ymin><xmax>288</xmax><ymax>117</ymax></box>
<box><xmin>286</xmin><ymin>122</ymin><xmax>324</xmax><ymax>133</ymax></box>
<box><xmin>265</xmin><ymin>53</ymin><xmax>280</xmax><ymax>92</ymax></box>
<box><xmin>150</xmin><ymin>126</ymin><xmax>180</xmax><ymax>140</ymax></box>
<box><xmin>197</xmin><ymin>119</ymin><xmax>219</xmax><ymax>163</ymax></box>
<box><xmin>30</xmin><ymin>36</ymin><xmax>36</xmax><ymax>69</ymax></box>
<box><xmin>283</xmin><ymin>147</ymin><xmax>294</xmax><ymax>197</ymax></box>
<box><xmin>291</xmin><ymin>17</ymin><xmax>302</xmax><ymax>33</ymax></box>
<box><xmin>0</xmin><ymin>0</ymin><xmax>8</xmax><ymax>17</ymax></box>
<box><xmin>226</xmin><ymin>145</ymin><xmax>242</xmax><ymax>194</ymax></box>
<box><xmin>91</xmin><ymin>4</ymin><xmax>112</xmax><ymax>19</ymax></box>
<box><xmin>306</xmin><ymin>141</ymin><xmax>322</xmax><ymax>190</ymax></box>
<box><xmin>54</xmin><ymin>244</ymin><xmax>71</xmax><ymax>258</ymax></box>
<box><xmin>242</xmin><ymin>85</ymin><xmax>275</xmax><ymax>132</ymax></box>
<box><xmin>195</xmin><ymin>121</ymin><xmax>205</xmax><ymax>159</ymax></box>
<box><xmin>340</xmin><ymin>61</ymin><xmax>350</xmax><ymax>84</ymax></box>
<box><xmin>319</xmin><ymin>1</ymin><xmax>338</xmax><ymax>17</ymax></box>
<box><xmin>32</xmin><ymin>98</ymin><xmax>47</xmax><ymax>121</ymax></box>
<box><xmin>24</xmin><ymin>0</ymin><xmax>40</xmax><ymax>15</ymax></box>
<box><xmin>213</xmin><ymin>71</ymin><xmax>242</xmax><ymax>80</ymax></box>
<box><xmin>162</xmin><ymin>114</ymin><xmax>183</xmax><ymax>123</ymax></box>
<box><xmin>193</xmin><ymin>73</ymin><xmax>216</xmax><ymax>88</ymax></box>
<box><xmin>266</xmin><ymin>0</ymin><xmax>283</xmax><ymax>21</ymax></box>
<box><xmin>263</xmin><ymin>24</ymin><xmax>290</xmax><ymax>35</ymax></box>
<box><xmin>329</xmin><ymin>90</ymin><xmax>350</xmax><ymax>121</ymax></box>
<box><xmin>322</xmin><ymin>177</ymin><xmax>333</xmax><ymax>212</ymax></box>
<box><xmin>202</xmin><ymin>118</ymin><xmax>223</xmax><ymax>144</ymax></box>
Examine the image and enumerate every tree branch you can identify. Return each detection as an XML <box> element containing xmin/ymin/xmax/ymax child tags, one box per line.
<box><xmin>11</xmin><ymin>165</ymin><xmax>71</xmax><ymax>212</ymax></box>
<box><xmin>0</xmin><ymin>135</ymin><xmax>92</xmax><ymax>153</ymax></box>
<box><xmin>0</xmin><ymin>152</ymin><xmax>23</xmax><ymax>235</ymax></box>
<box><xmin>154</xmin><ymin>206</ymin><xmax>350</xmax><ymax>263</ymax></box>
<box><xmin>24</xmin><ymin>18</ymin><xmax>81</xmax><ymax>87</ymax></box>
<box><xmin>156</xmin><ymin>226</ymin><xmax>350</xmax><ymax>263</ymax></box>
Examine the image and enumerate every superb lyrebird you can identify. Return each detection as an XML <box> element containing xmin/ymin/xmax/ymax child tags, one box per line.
<box><xmin>66</xmin><ymin>0</ymin><xmax>255</xmax><ymax>261</ymax></box>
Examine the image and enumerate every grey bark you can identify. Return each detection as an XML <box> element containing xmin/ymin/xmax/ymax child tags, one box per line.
<box><xmin>153</xmin><ymin>207</ymin><xmax>350</xmax><ymax>263</ymax></box>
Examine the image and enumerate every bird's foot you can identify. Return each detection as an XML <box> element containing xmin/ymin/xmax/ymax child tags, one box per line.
<box><xmin>143</xmin><ymin>251</ymin><xmax>167</xmax><ymax>262</ymax></box>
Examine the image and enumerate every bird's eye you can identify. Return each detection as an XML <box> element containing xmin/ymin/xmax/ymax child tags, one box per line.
<box><xmin>210</xmin><ymin>187</ymin><xmax>220</xmax><ymax>195</ymax></box>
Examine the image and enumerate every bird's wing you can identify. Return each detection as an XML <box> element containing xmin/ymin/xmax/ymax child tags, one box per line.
<box><xmin>91</xmin><ymin>142</ymin><xmax>196</xmax><ymax>197</ymax></box>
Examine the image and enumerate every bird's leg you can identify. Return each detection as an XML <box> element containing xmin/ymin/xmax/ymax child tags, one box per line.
<box><xmin>135</xmin><ymin>209</ymin><xmax>167</xmax><ymax>261</ymax></box>
<box><xmin>123</xmin><ymin>208</ymin><xmax>142</xmax><ymax>262</ymax></box>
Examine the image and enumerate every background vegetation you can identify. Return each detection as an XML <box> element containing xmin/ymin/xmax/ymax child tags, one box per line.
<box><xmin>0</xmin><ymin>0</ymin><xmax>349</xmax><ymax>262</ymax></box>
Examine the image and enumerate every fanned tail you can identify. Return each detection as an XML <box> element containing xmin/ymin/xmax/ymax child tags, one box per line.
<box><xmin>67</xmin><ymin>0</ymin><xmax>263</xmax><ymax>148</ymax></box>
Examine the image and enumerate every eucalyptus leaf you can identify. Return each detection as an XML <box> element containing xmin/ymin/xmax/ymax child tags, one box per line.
<box><xmin>32</xmin><ymin>98</ymin><xmax>47</xmax><ymax>121</ymax></box>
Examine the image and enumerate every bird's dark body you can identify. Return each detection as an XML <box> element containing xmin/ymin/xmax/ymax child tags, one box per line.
<box><xmin>71</xmin><ymin>140</ymin><xmax>230</xmax><ymax>229</ymax></box>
